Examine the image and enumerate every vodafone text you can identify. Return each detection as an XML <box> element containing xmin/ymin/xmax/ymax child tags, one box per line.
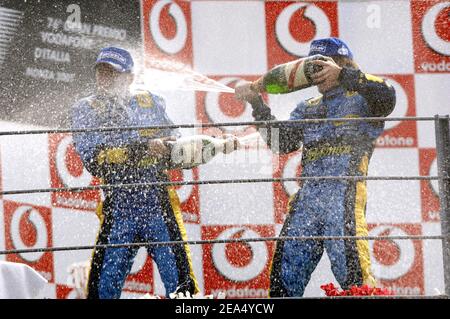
<box><xmin>421</xmin><ymin>60</ymin><xmax>450</xmax><ymax>72</ymax></box>
<box><xmin>175</xmin><ymin>303</ymin><xmax>275</xmax><ymax>316</ymax></box>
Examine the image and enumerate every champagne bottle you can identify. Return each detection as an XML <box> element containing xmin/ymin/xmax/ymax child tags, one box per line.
<box><xmin>167</xmin><ymin>135</ymin><xmax>238</xmax><ymax>168</ymax></box>
<box><xmin>251</xmin><ymin>54</ymin><xmax>329</xmax><ymax>94</ymax></box>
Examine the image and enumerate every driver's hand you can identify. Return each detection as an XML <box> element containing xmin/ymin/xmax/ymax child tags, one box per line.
<box><xmin>221</xmin><ymin>134</ymin><xmax>241</xmax><ymax>154</ymax></box>
<box><xmin>235</xmin><ymin>81</ymin><xmax>259</xmax><ymax>103</ymax></box>
<box><xmin>309</xmin><ymin>59</ymin><xmax>343</xmax><ymax>91</ymax></box>
<box><xmin>148</xmin><ymin>136</ymin><xmax>176</xmax><ymax>159</ymax></box>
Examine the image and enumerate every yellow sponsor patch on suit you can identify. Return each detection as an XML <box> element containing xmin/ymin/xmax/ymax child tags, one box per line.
<box><xmin>303</xmin><ymin>144</ymin><xmax>352</xmax><ymax>163</ymax></box>
<box><xmin>136</xmin><ymin>92</ymin><xmax>154</xmax><ymax>108</ymax></box>
<box><xmin>137</xmin><ymin>155</ymin><xmax>159</xmax><ymax>167</ymax></box>
<box><xmin>306</xmin><ymin>96</ymin><xmax>322</xmax><ymax>106</ymax></box>
<box><xmin>345</xmin><ymin>90</ymin><xmax>358</xmax><ymax>98</ymax></box>
<box><xmin>97</xmin><ymin>148</ymin><xmax>128</xmax><ymax>165</ymax></box>
<box><xmin>139</xmin><ymin>128</ymin><xmax>159</xmax><ymax>137</ymax></box>
<box><xmin>334</xmin><ymin>114</ymin><xmax>360</xmax><ymax>127</ymax></box>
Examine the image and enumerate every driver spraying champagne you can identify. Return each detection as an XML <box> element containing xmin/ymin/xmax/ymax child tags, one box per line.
<box><xmin>71</xmin><ymin>47</ymin><xmax>240</xmax><ymax>299</ymax></box>
<box><xmin>235</xmin><ymin>37</ymin><xmax>396</xmax><ymax>297</ymax></box>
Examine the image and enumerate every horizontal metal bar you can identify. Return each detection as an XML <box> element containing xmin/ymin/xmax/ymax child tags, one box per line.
<box><xmin>0</xmin><ymin>116</ymin><xmax>440</xmax><ymax>137</ymax></box>
<box><xmin>0</xmin><ymin>176</ymin><xmax>441</xmax><ymax>196</ymax></box>
<box><xmin>0</xmin><ymin>235</ymin><xmax>445</xmax><ymax>256</ymax></box>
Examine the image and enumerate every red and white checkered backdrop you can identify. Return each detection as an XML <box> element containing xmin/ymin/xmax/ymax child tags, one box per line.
<box><xmin>0</xmin><ymin>0</ymin><xmax>449</xmax><ymax>298</ymax></box>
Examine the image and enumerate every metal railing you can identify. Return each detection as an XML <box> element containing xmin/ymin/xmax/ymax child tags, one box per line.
<box><xmin>0</xmin><ymin>114</ymin><xmax>449</xmax><ymax>298</ymax></box>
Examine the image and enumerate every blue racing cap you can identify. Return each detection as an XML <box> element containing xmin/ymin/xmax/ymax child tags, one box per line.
<box><xmin>308</xmin><ymin>37</ymin><xmax>353</xmax><ymax>59</ymax></box>
<box><xmin>95</xmin><ymin>47</ymin><xmax>134</xmax><ymax>73</ymax></box>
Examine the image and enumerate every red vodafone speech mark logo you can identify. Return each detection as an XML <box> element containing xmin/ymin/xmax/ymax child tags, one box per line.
<box><xmin>266</xmin><ymin>1</ymin><xmax>338</xmax><ymax>68</ymax></box>
<box><xmin>167</xmin><ymin>168</ymin><xmax>200</xmax><ymax>224</ymax></box>
<box><xmin>3</xmin><ymin>200</ymin><xmax>54</xmax><ymax>282</ymax></box>
<box><xmin>419</xmin><ymin>148</ymin><xmax>440</xmax><ymax>222</ymax></box>
<box><xmin>49</xmin><ymin>134</ymin><xmax>100</xmax><ymax>211</ymax></box>
<box><xmin>196</xmin><ymin>76</ymin><xmax>259</xmax><ymax>137</ymax></box>
<box><xmin>375</xmin><ymin>75</ymin><xmax>417</xmax><ymax>148</ymax></box>
<box><xmin>272</xmin><ymin>151</ymin><xmax>303</xmax><ymax>224</ymax></box>
<box><xmin>412</xmin><ymin>1</ymin><xmax>450</xmax><ymax>73</ymax></box>
<box><xmin>369</xmin><ymin>224</ymin><xmax>424</xmax><ymax>295</ymax></box>
<box><xmin>56</xmin><ymin>285</ymin><xmax>81</xmax><ymax>299</ymax></box>
<box><xmin>202</xmin><ymin>225</ymin><xmax>275</xmax><ymax>298</ymax></box>
<box><xmin>143</xmin><ymin>0</ymin><xmax>192</xmax><ymax>66</ymax></box>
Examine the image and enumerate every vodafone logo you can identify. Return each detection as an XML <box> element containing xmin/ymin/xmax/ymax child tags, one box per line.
<box><xmin>170</xmin><ymin>169</ymin><xmax>194</xmax><ymax>203</ymax></box>
<box><xmin>369</xmin><ymin>226</ymin><xmax>415</xmax><ymax>280</ymax></box>
<box><xmin>204</xmin><ymin>77</ymin><xmax>253</xmax><ymax>132</ymax></box>
<box><xmin>429</xmin><ymin>157</ymin><xmax>439</xmax><ymax>197</ymax></box>
<box><xmin>65</xmin><ymin>289</ymin><xmax>81</xmax><ymax>299</ymax></box>
<box><xmin>382</xmin><ymin>78</ymin><xmax>408</xmax><ymax>131</ymax></box>
<box><xmin>421</xmin><ymin>151</ymin><xmax>440</xmax><ymax>222</ymax></box>
<box><xmin>10</xmin><ymin>206</ymin><xmax>47</xmax><ymax>262</ymax></box>
<box><xmin>422</xmin><ymin>2</ymin><xmax>450</xmax><ymax>56</ymax></box>
<box><xmin>212</xmin><ymin>227</ymin><xmax>268</xmax><ymax>282</ymax></box>
<box><xmin>125</xmin><ymin>247</ymin><xmax>153</xmax><ymax>292</ymax></box>
<box><xmin>281</xmin><ymin>152</ymin><xmax>303</xmax><ymax>196</ymax></box>
<box><xmin>150</xmin><ymin>0</ymin><xmax>187</xmax><ymax>55</ymax></box>
<box><xmin>55</xmin><ymin>135</ymin><xmax>92</xmax><ymax>188</ymax></box>
<box><xmin>51</xmin><ymin>134</ymin><xmax>100</xmax><ymax>210</ymax></box>
<box><xmin>275</xmin><ymin>3</ymin><xmax>331</xmax><ymax>57</ymax></box>
<box><xmin>130</xmin><ymin>247</ymin><xmax>148</xmax><ymax>275</ymax></box>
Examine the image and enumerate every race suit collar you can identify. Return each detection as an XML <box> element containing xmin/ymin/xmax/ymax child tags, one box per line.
<box><xmin>322</xmin><ymin>86</ymin><xmax>345</xmax><ymax>100</ymax></box>
<box><xmin>96</xmin><ymin>92</ymin><xmax>130</xmax><ymax>107</ymax></box>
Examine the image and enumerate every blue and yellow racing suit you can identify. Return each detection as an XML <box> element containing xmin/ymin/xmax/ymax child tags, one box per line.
<box><xmin>71</xmin><ymin>90</ymin><xmax>199</xmax><ymax>299</ymax></box>
<box><xmin>250</xmin><ymin>67</ymin><xmax>396</xmax><ymax>297</ymax></box>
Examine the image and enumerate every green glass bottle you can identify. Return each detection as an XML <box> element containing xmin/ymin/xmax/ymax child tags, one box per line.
<box><xmin>253</xmin><ymin>54</ymin><xmax>329</xmax><ymax>94</ymax></box>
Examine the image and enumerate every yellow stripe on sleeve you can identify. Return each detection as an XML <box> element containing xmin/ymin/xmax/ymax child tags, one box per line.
<box><xmin>364</xmin><ymin>73</ymin><xmax>384</xmax><ymax>84</ymax></box>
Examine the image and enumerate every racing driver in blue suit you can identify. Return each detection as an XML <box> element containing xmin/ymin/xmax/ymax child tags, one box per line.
<box><xmin>235</xmin><ymin>38</ymin><xmax>396</xmax><ymax>297</ymax></box>
<box><xmin>72</xmin><ymin>47</ymin><xmax>236</xmax><ymax>299</ymax></box>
